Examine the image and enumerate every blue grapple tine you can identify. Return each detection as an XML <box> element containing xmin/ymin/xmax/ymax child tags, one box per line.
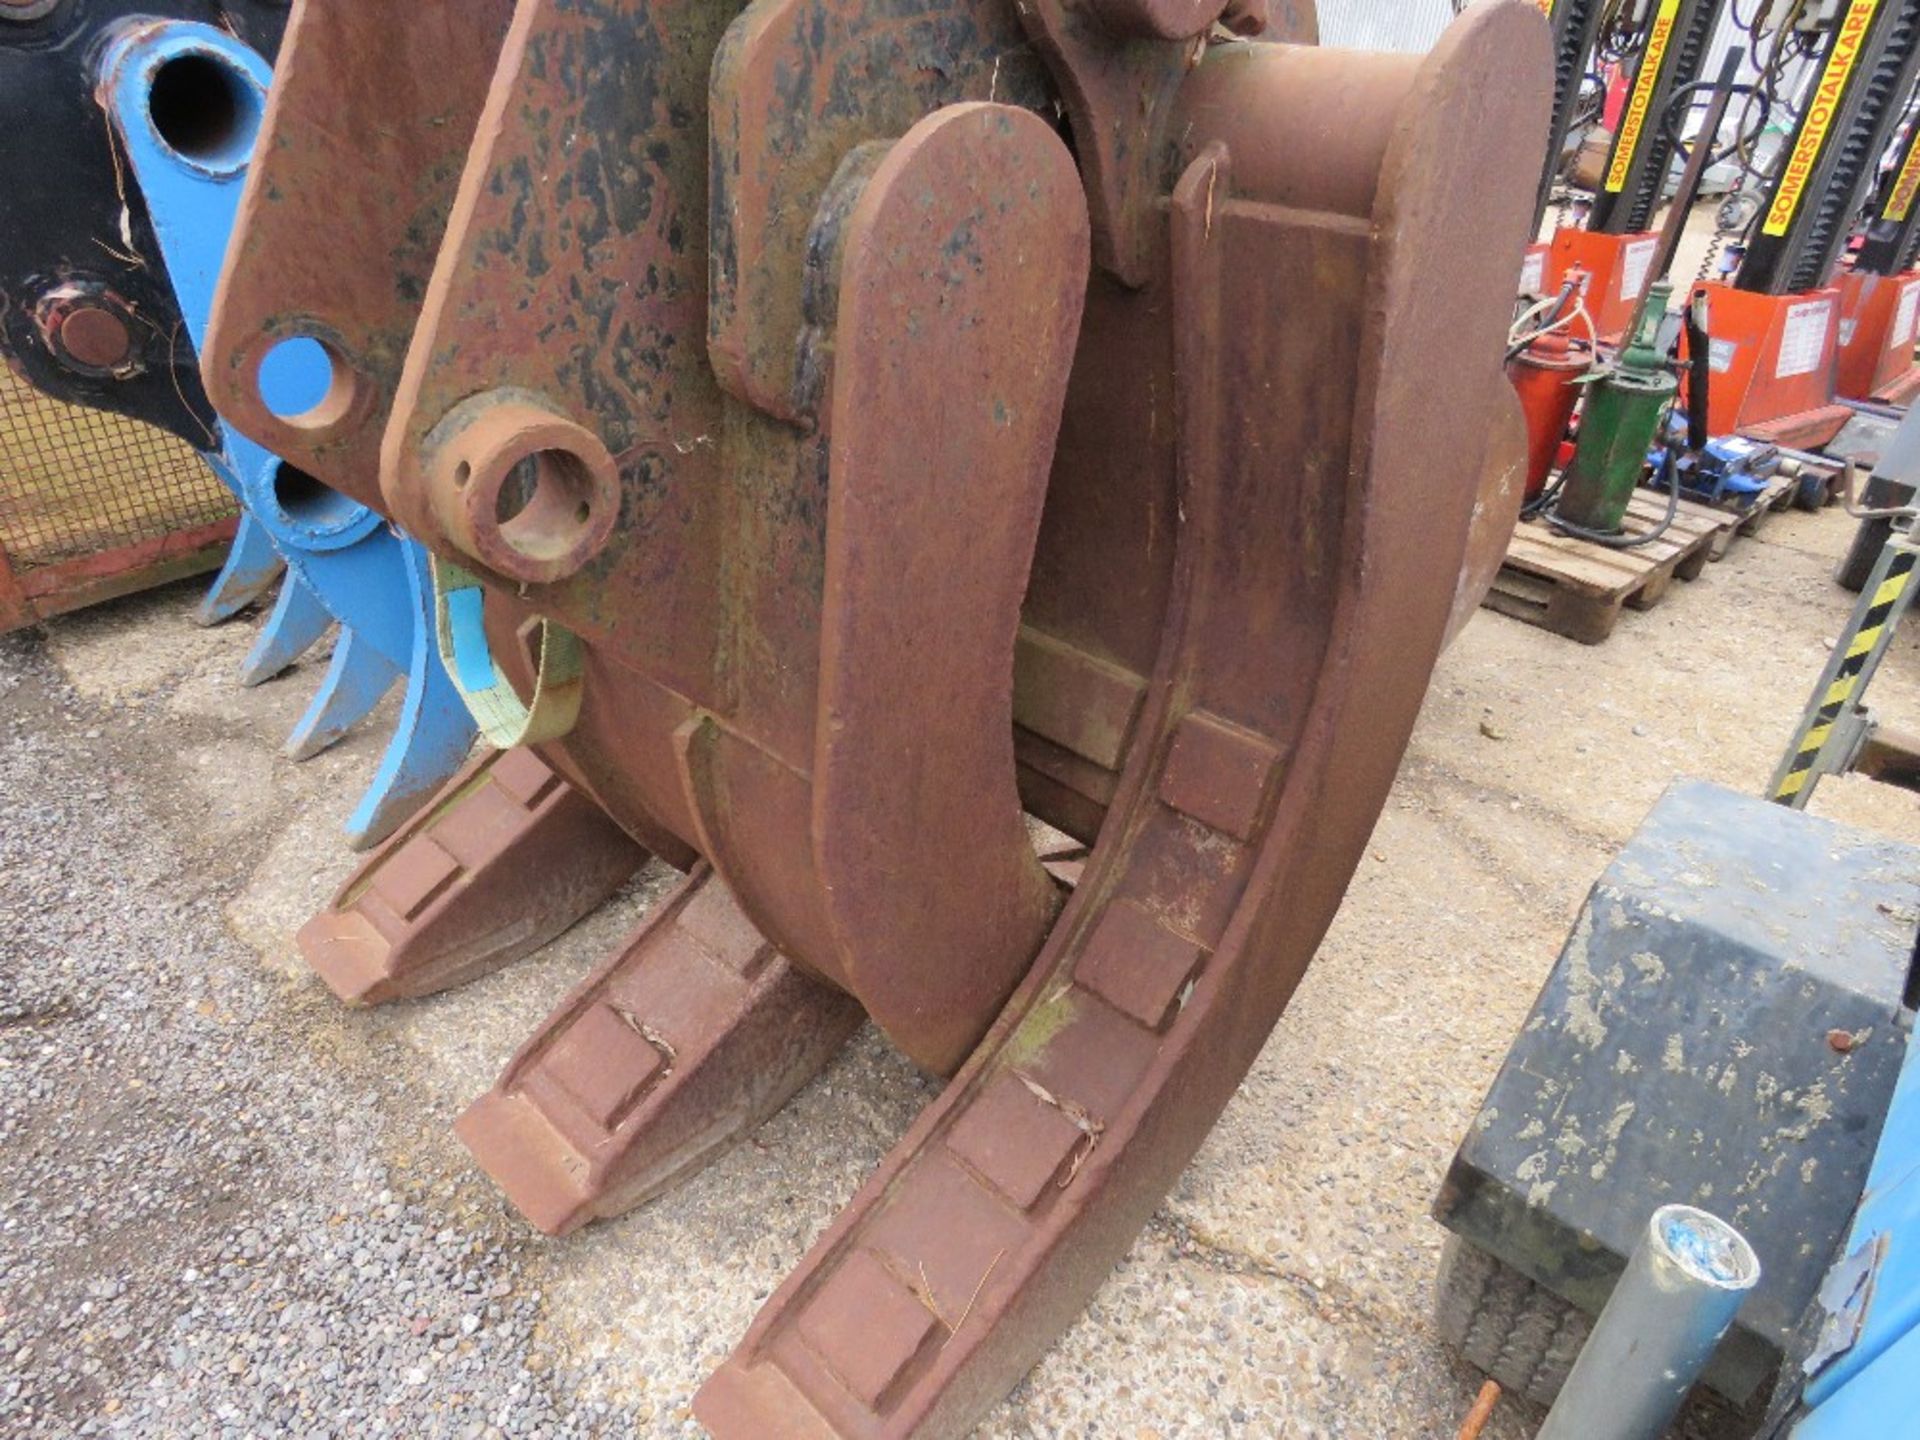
<box><xmin>239</xmin><ymin>568</ymin><xmax>332</xmax><ymax>688</ymax></box>
<box><xmin>342</xmin><ymin>540</ymin><xmax>484</xmax><ymax>848</ymax></box>
<box><xmin>97</xmin><ymin>20</ymin><xmax>475</xmax><ymax>847</ymax></box>
<box><xmin>285</xmin><ymin>626</ymin><xmax>399</xmax><ymax>764</ymax></box>
<box><xmin>193</xmin><ymin>510</ymin><xmax>283</xmax><ymax>627</ymax></box>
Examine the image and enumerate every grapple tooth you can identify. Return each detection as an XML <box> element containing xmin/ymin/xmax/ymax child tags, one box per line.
<box><xmin>337</xmin><ymin>535</ymin><xmax>487</xmax><ymax>849</ymax></box>
<box><xmin>194</xmin><ymin>512</ymin><xmax>284</xmax><ymax>628</ymax></box>
<box><xmin>283</xmin><ymin>625</ymin><xmax>396</xmax><ymax>762</ymax></box>
<box><xmin>455</xmin><ymin>865</ymin><xmax>865</xmax><ymax>1235</ymax></box>
<box><xmin>686</xmin><ymin>99</ymin><xmax>1089</xmax><ymax>1075</ymax></box>
<box><xmin>300</xmin><ymin>747</ymin><xmax>647</xmax><ymax>1003</ymax></box>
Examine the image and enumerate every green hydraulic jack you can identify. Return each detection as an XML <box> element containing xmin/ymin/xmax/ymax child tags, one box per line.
<box><xmin>1554</xmin><ymin>279</ymin><xmax>1678</xmax><ymax>535</ymax></box>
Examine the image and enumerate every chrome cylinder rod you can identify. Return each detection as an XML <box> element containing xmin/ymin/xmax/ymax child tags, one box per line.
<box><xmin>1538</xmin><ymin>1205</ymin><xmax>1761</xmax><ymax>1440</ymax></box>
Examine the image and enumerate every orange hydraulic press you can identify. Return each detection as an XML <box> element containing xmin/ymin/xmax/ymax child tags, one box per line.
<box><xmin>1689</xmin><ymin>2</ymin><xmax>1920</xmax><ymax>449</ymax></box>
<box><xmin>1542</xmin><ymin>0</ymin><xmax>1724</xmax><ymax>339</ymax></box>
<box><xmin>1835</xmin><ymin>105</ymin><xmax>1920</xmax><ymax>406</ymax></box>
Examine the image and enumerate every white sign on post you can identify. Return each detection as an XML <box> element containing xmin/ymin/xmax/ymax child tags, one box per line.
<box><xmin>1892</xmin><ymin>282</ymin><xmax>1920</xmax><ymax>351</ymax></box>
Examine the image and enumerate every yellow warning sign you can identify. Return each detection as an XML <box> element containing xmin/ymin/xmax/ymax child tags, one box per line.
<box><xmin>1605</xmin><ymin>0</ymin><xmax>1681</xmax><ymax>194</ymax></box>
<box><xmin>1886</xmin><ymin>131</ymin><xmax>1920</xmax><ymax>224</ymax></box>
<box><xmin>1765</xmin><ymin>0</ymin><xmax>1880</xmax><ymax>236</ymax></box>
<box><xmin>1535</xmin><ymin>0</ymin><xmax>1556</xmax><ymax>14</ymax></box>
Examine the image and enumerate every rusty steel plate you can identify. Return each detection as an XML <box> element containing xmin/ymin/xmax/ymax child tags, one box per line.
<box><xmin>204</xmin><ymin>1</ymin><xmax>515</xmax><ymax>509</ymax></box>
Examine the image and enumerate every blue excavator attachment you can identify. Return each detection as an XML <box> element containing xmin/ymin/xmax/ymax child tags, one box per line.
<box><xmin>95</xmin><ymin>21</ymin><xmax>474</xmax><ymax>846</ymax></box>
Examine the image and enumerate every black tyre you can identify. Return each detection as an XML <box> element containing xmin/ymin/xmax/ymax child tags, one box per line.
<box><xmin>1433</xmin><ymin>1235</ymin><xmax>1592</xmax><ymax>1409</ymax></box>
<box><xmin>1836</xmin><ymin>516</ymin><xmax>1895</xmax><ymax>593</ymax></box>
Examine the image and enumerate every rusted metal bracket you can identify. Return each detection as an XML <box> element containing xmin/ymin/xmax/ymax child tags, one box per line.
<box><xmin>204</xmin><ymin>1</ymin><xmax>515</xmax><ymax>511</ymax></box>
<box><xmin>298</xmin><ymin>747</ymin><xmax>647</xmax><ymax>1005</ymax></box>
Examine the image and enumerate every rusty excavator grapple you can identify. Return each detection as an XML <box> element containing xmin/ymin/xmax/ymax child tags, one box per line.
<box><xmin>194</xmin><ymin>0</ymin><xmax>1548</xmax><ymax>1432</ymax></box>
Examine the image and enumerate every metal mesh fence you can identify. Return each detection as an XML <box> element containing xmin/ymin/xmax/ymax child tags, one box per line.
<box><xmin>0</xmin><ymin>365</ymin><xmax>232</xmax><ymax>573</ymax></box>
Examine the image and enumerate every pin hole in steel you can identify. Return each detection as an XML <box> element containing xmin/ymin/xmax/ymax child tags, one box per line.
<box><xmin>423</xmin><ymin>396</ymin><xmax>620</xmax><ymax>584</ymax></box>
<box><xmin>270</xmin><ymin>458</ymin><xmax>365</xmax><ymax>534</ymax></box>
<box><xmin>256</xmin><ymin>333</ymin><xmax>360</xmax><ymax>431</ymax></box>
<box><xmin>145</xmin><ymin>50</ymin><xmax>265</xmax><ymax>176</ymax></box>
<box><xmin>494</xmin><ymin>450</ymin><xmax>600</xmax><ymax>565</ymax></box>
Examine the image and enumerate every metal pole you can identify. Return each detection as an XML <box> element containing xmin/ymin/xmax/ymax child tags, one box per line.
<box><xmin>1537</xmin><ymin>1205</ymin><xmax>1760</xmax><ymax>1440</ymax></box>
<box><xmin>1769</xmin><ymin>519</ymin><xmax>1920</xmax><ymax>808</ymax></box>
<box><xmin>1651</xmin><ymin>48</ymin><xmax>1743</xmax><ymax>288</ymax></box>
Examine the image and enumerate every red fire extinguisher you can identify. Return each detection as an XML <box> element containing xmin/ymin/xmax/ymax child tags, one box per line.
<box><xmin>1506</xmin><ymin>271</ymin><xmax>1594</xmax><ymax>499</ymax></box>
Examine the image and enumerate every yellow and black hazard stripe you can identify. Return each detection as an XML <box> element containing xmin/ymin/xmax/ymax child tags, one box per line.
<box><xmin>1774</xmin><ymin>548</ymin><xmax>1918</xmax><ymax>801</ymax></box>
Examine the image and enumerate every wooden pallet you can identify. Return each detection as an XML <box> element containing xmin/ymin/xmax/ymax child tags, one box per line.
<box><xmin>1716</xmin><ymin>471</ymin><xmax>1800</xmax><ymax>553</ymax></box>
<box><xmin>1484</xmin><ymin>492</ymin><xmax>1731</xmax><ymax>644</ymax></box>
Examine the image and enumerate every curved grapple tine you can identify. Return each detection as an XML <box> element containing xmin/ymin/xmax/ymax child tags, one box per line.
<box><xmin>699</xmin><ymin>12</ymin><xmax>1553</xmax><ymax>1434</ymax></box>
<box><xmin>338</xmin><ymin>539</ymin><xmax>487</xmax><ymax>849</ymax></box>
<box><xmin>238</xmin><ymin>566</ymin><xmax>330</xmax><ymax>687</ymax></box>
<box><xmin>284</xmin><ymin>624</ymin><xmax>397</xmax><ymax>763</ymax></box>
<box><xmin>194</xmin><ymin>511</ymin><xmax>283</xmax><ymax>627</ymax></box>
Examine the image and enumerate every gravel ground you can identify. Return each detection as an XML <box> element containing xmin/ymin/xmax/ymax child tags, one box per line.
<box><xmin>1</xmin><ymin>495</ymin><xmax>1918</xmax><ymax>1440</ymax></box>
<box><xmin>0</xmin><ymin>630</ymin><xmax>650</xmax><ymax>1439</ymax></box>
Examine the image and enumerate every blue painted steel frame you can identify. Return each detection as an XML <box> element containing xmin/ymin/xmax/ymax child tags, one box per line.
<box><xmin>1795</xmin><ymin>1036</ymin><xmax>1920</xmax><ymax>1434</ymax></box>
<box><xmin>97</xmin><ymin>21</ymin><xmax>474</xmax><ymax>847</ymax></box>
